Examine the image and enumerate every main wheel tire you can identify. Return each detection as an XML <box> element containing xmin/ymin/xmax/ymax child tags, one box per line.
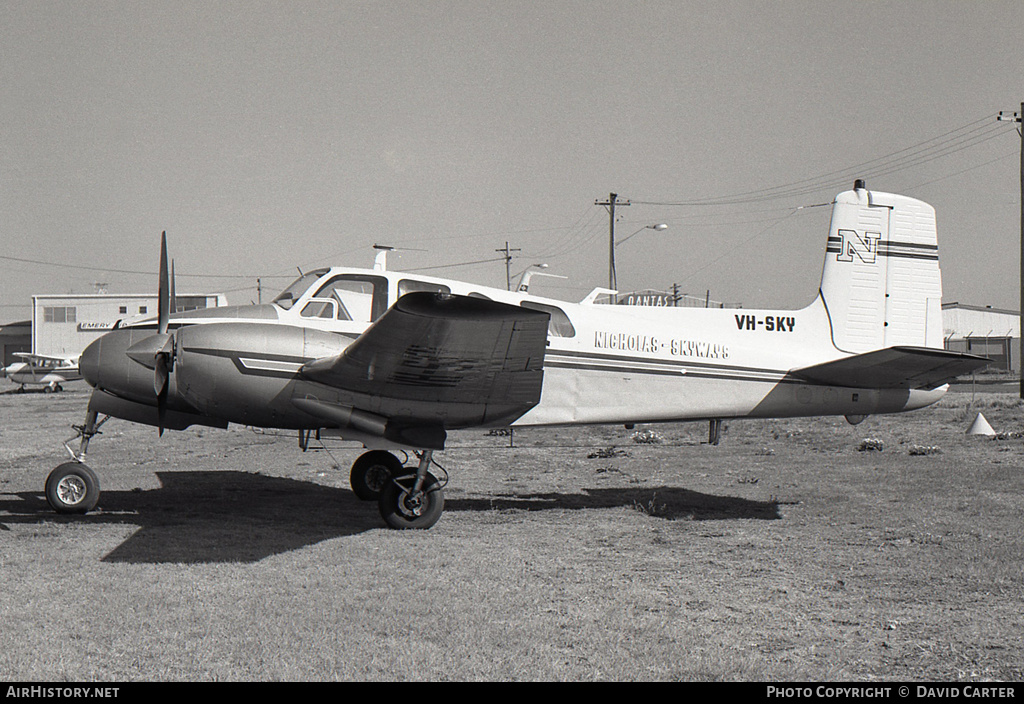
<box><xmin>350</xmin><ymin>451</ymin><xmax>402</xmax><ymax>501</ymax></box>
<box><xmin>378</xmin><ymin>472</ymin><xmax>444</xmax><ymax>530</ymax></box>
<box><xmin>45</xmin><ymin>463</ymin><xmax>100</xmax><ymax>514</ymax></box>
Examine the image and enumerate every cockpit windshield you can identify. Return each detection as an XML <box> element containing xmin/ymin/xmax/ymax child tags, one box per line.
<box><xmin>272</xmin><ymin>268</ymin><xmax>330</xmax><ymax>310</ymax></box>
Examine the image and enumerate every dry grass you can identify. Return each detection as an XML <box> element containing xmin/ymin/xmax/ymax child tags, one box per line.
<box><xmin>0</xmin><ymin>385</ymin><xmax>1022</xmax><ymax>681</ymax></box>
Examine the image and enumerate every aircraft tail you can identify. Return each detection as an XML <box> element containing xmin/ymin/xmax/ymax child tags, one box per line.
<box><xmin>818</xmin><ymin>181</ymin><xmax>943</xmax><ymax>354</ymax></box>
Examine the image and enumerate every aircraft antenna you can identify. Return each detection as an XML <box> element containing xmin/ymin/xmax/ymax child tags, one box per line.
<box><xmin>373</xmin><ymin>244</ymin><xmax>395</xmax><ymax>271</ymax></box>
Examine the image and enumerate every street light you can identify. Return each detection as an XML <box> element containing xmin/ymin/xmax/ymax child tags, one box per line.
<box><xmin>610</xmin><ymin>223</ymin><xmax>669</xmax><ymax>290</ymax></box>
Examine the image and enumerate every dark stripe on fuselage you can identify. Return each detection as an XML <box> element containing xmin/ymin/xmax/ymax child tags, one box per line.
<box><xmin>179</xmin><ymin>344</ymin><xmax>801</xmax><ymax>386</ymax></box>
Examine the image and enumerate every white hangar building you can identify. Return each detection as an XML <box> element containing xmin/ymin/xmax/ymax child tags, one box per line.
<box><xmin>32</xmin><ymin>292</ymin><xmax>226</xmax><ymax>358</ymax></box>
<box><xmin>942</xmin><ymin>302</ymin><xmax>1020</xmax><ymax>374</ymax></box>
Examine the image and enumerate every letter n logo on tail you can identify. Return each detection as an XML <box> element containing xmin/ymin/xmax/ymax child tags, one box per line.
<box><xmin>836</xmin><ymin>229</ymin><xmax>881</xmax><ymax>264</ymax></box>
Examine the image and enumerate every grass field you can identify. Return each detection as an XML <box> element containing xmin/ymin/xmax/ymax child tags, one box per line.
<box><xmin>1</xmin><ymin>386</ymin><xmax>1022</xmax><ymax>681</ymax></box>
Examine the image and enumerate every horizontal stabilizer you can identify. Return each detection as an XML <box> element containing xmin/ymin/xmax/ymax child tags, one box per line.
<box><xmin>790</xmin><ymin>346</ymin><xmax>990</xmax><ymax>390</ymax></box>
<box><xmin>300</xmin><ymin>292</ymin><xmax>549</xmax><ymax>426</ymax></box>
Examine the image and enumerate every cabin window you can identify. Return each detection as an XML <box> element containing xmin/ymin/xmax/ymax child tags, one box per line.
<box><xmin>273</xmin><ymin>268</ymin><xmax>330</xmax><ymax>310</ymax></box>
<box><xmin>520</xmin><ymin>301</ymin><xmax>575</xmax><ymax>338</ymax></box>
<box><xmin>313</xmin><ymin>275</ymin><xmax>388</xmax><ymax>322</ymax></box>
<box><xmin>300</xmin><ymin>300</ymin><xmax>337</xmax><ymax>319</ymax></box>
<box><xmin>398</xmin><ymin>279</ymin><xmax>451</xmax><ymax>298</ymax></box>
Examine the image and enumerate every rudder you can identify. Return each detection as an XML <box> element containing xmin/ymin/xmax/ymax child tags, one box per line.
<box><xmin>819</xmin><ymin>181</ymin><xmax>943</xmax><ymax>354</ymax></box>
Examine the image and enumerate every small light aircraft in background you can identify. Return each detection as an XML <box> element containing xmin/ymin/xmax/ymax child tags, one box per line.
<box><xmin>40</xmin><ymin>181</ymin><xmax>988</xmax><ymax>528</ymax></box>
<box><xmin>2</xmin><ymin>353</ymin><xmax>81</xmax><ymax>393</ymax></box>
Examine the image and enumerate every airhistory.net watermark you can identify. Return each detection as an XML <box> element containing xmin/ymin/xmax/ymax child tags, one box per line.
<box><xmin>6</xmin><ymin>688</ymin><xmax>119</xmax><ymax>699</ymax></box>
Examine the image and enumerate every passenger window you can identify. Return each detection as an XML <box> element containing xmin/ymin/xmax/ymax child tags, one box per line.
<box><xmin>520</xmin><ymin>301</ymin><xmax>575</xmax><ymax>338</ymax></box>
<box><xmin>313</xmin><ymin>275</ymin><xmax>388</xmax><ymax>322</ymax></box>
<box><xmin>398</xmin><ymin>279</ymin><xmax>451</xmax><ymax>297</ymax></box>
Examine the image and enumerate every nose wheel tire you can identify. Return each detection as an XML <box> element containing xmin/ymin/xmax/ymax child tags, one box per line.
<box><xmin>45</xmin><ymin>463</ymin><xmax>100</xmax><ymax>514</ymax></box>
<box><xmin>350</xmin><ymin>451</ymin><xmax>403</xmax><ymax>501</ymax></box>
<box><xmin>378</xmin><ymin>472</ymin><xmax>444</xmax><ymax>530</ymax></box>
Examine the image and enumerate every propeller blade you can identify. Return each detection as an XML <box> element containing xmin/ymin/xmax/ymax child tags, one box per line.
<box><xmin>155</xmin><ymin>352</ymin><xmax>169</xmax><ymax>437</ymax></box>
<box><xmin>170</xmin><ymin>259</ymin><xmax>176</xmax><ymax>318</ymax></box>
<box><xmin>153</xmin><ymin>353</ymin><xmax>169</xmax><ymax>397</ymax></box>
<box><xmin>158</xmin><ymin>231</ymin><xmax>169</xmax><ymax>335</ymax></box>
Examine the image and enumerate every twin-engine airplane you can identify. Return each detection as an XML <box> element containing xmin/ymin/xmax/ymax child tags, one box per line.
<box><xmin>42</xmin><ymin>182</ymin><xmax>988</xmax><ymax>528</ymax></box>
<box><xmin>2</xmin><ymin>353</ymin><xmax>81</xmax><ymax>393</ymax></box>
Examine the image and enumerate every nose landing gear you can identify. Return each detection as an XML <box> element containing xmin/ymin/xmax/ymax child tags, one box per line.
<box><xmin>46</xmin><ymin>410</ymin><xmax>109</xmax><ymax>514</ymax></box>
<box><xmin>45</xmin><ymin>463</ymin><xmax>100</xmax><ymax>514</ymax></box>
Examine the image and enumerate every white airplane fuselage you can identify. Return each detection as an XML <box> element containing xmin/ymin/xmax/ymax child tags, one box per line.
<box><xmin>107</xmin><ymin>185</ymin><xmax>953</xmax><ymax>437</ymax></box>
<box><xmin>516</xmin><ymin>295</ymin><xmax>945</xmax><ymax>427</ymax></box>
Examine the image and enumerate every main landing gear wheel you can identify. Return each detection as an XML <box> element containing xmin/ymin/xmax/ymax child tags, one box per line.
<box><xmin>350</xmin><ymin>451</ymin><xmax>403</xmax><ymax>501</ymax></box>
<box><xmin>45</xmin><ymin>462</ymin><xmax>100</xmax><ymax>514</ymax></box>
<box><xmin>378</xmin><ymin>471</ymin><xmax>444</xmax><ymax>530</ymax></box>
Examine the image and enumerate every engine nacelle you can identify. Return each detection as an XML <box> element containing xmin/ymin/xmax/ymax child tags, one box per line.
<box><xmin>81</xmin><ymin>322</ymin><xmax>352</xmax><ymax>429</ymax></box>
<box><xmin>80</xmin><ymin>328</ymin><xmax>182</xmax><ymax>408</ymax></box>
<box><xmin>173</xmin><ymin>322</ymin><xmax>349</xmax><ymax>428</ymax></box>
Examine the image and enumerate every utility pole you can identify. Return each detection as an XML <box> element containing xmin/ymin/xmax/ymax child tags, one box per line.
<box><xmin>596</xmin><ymin>193</ymin><xmax>630</xmax><ymax>290</ymax></box>
<box><xmin>496</xmin><ymin>241</ymin><xmax>521</xmax><ymax>291</ymax></box>
<box><xmin>998</xmin><ymin>104</ymin><xmax>1023</xmax><ymax>398</ymax></box>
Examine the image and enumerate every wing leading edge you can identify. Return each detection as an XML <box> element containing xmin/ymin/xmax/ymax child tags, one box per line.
<box><xmin>790</xmin><ymin>346</ymin><xmax>990</xmax><ymax>390</ymax></box>
<box><xmin>299</xmin><ymin>292</ymin><xmax>549</xmax><ymax>440</ymax></box>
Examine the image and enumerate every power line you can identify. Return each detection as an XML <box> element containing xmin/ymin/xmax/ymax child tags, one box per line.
<box><xmin>634</xmin><ymin>114</ymin><xmax>1015</xmax><ymax>207</ymax></box>
<box><xmin>529</xmin><ymin>206</ymin><xmax>603</xmax><ymax>259</ymax></box>
<box><xmin>405</xmin><ymin>256</ymin><xmax>508</xmax><ymax>273</ymax></box>
<box><xmin>0</xmin><ymin>253</ymin><xmax>289</xmax><ymax>280</ymax></box>
<box><xmin>671</xmin><ymin>205</ymin><xmax>825</xmax><ymax>288</ymax></box>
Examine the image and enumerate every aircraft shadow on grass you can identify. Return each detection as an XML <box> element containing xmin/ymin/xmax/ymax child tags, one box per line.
<box><xmin>0</xmin><ymin>470</ymin><xmax>779</xmax><ymax>564</ymax></box>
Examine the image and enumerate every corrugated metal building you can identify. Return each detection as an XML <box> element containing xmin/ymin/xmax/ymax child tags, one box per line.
<box><xmin>942</xmin><ymin>302</ymin><xmax>1020</xmax><ymax>374</ymax></box>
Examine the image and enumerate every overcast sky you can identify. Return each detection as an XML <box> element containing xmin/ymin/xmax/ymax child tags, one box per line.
<box><xmin>2</xmin><ymin>0</ymin><xmax>1021</xmax><ymax>319</ymax></box>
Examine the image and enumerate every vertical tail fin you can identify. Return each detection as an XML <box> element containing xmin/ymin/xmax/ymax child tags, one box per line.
<box><xmin>819</xmin><ymin>182</ymin><xmax>943</xmax><ymax>354</ymax></box>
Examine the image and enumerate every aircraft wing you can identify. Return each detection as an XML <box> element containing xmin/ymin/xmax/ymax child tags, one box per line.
<box><xmin>789</xmin><ymin>346</ymin><xmax>990</xmax><ymax>390</ymax></box>
<box><xmin>299</xmin><ymin>292</ymin><xmax>549</xmax><ymax>440</ymax></box>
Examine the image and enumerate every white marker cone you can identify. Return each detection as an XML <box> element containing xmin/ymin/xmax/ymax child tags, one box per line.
<box><xmin>966</xmin><ymin>412</ymin><xmax>996</xmax><ymax>436</ymax></box>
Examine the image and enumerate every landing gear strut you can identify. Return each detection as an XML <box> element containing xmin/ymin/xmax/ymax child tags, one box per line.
<box><xmin>377</xmin><ymin>450</ymin><xmax>445</xmax><ymax>530</ymax></box>
<box><xmin>46</xmin><ymin>410</ymin><xmax>109</xmax><ymax>514</ymax></box>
